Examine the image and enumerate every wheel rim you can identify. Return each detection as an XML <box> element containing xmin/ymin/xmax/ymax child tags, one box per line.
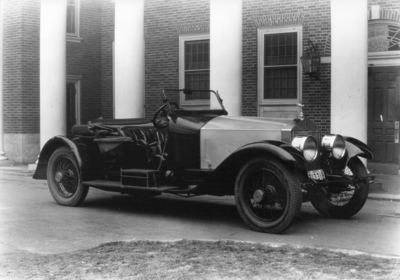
<box><xmin>242</xmin><ymin>168</ymin><xmax>288</xmax><ymax>222</ymax></box>
<box><xmin>53</xmin><ymin>157</ymin><xmax>79</xmax><ymax>198</ymax></box>
<box><xmin>328</xmin><ymin>166</ymin><xmax>358</xmax><ymax>207</ymax></box>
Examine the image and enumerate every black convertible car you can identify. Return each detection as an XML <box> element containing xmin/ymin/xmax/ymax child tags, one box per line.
<box><xmin>33</xmin><ymin>89</ymin><xmax>374</xmax><ymax>234</ymax></box>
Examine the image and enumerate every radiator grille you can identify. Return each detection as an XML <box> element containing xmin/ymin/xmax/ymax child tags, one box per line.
<box><xmin>291</xmin><ymin>130</ymin><xmax>322</xmax><ymax>170</ymax></box>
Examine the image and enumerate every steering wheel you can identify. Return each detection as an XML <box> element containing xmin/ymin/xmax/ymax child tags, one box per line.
<box><xmin>169</xmin><ymin>102</ymin><xmax>181</xmax><ymax>111</ymax></box>
<box><xmin>152</xmin><ymin>104</ymin><xmax>170</xmax><ymax>129</ymax></box>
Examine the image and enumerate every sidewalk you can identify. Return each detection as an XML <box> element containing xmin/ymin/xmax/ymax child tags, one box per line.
<box><xmin>0</xmin><ymin>164</ymin><xmax>399</xmax><ymax>202</ymax></box>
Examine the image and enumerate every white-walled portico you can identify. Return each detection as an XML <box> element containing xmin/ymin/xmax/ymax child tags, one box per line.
<box><xmin>40</xmin><ymin>0</ymin><xmax>67</xmax><ymax>148</ymax></box>
<box><xmin>0</xmin><ymin>0</ymin><xmax>8</xmax><ymax>162</ymax></box>
<box><xmin>331</xmin><ymin>0</ymin><xmax>368</xmax><ymax>143</ymax></box>
<box><xmin>210</xmin><ymin>0</ymin><xmax>242</xmax><ymax>115</ymax></box>
<box><xmin>114</xmin><ymin>0</ymin><xmax>145</xmax><ymax>118</ymax></box>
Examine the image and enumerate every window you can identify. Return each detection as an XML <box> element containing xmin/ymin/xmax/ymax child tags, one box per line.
<box><xmin>263</xmin><ymin>32</ymin><xmax>298</xmax><ymax>99</ymax></box>
<box><xmin>67</xmin><ymin>0</ymin><xmax>81</xmax><ymax>42</ymax></box>
<box><xmin>66</xmin><ymin>76</ymin><xmax>81</xmax><ymax>138</ymax></box>
<box><xmin>368</xmin><ymin>22</ymin><xmax>400</xmax><ymax>52</ymax></box>
<box><xmin>179</xmin><ymin>34</ymin><xmax>210</xmax><ymax>107</ymax></box>
<box><xmin>258</xmin><ymin>27</ymin><xmax>302</xmax><ymax>118</ymax></box>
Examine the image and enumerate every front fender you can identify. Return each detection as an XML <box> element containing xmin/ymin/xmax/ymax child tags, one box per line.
<box><xmin>343</xmin><ymin>136</ymin><xmax>373</xmax><ymax>160</ymax></box>
<box><xmin>236</xmin><ymin>140</ymin><xmax>306</xmax><ymax>168</ymax></box>
<box><xmin>205</xmin><ymin>141</ymin><xmax>304</xmax><ymax>187</ymax></box>
<box><xmin>33</xmin><ymin>136</ymin><xmax>84</xmax><ymax>180</ymax></box>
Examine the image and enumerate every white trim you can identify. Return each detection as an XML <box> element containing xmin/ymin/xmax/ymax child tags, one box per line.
<box><xmin>112</xmin><ymin>41</ymin><xmax>115</xmax><ymax>118</ymax></box>
<box><xmin>257</xmin><ymin>26</ymin><xmax>302</xmax><ymax>117</ymax></box>
<box><xmin>367</xmin><ymin>20</ymin><xmax>400</xmax><ymax>66</ymax></box>
<box><xmin>321</xmin><ymin>56</ymin><xmax>331</xmax><ymax>64</ymax></box>
<box><xmin>368</xmin><ymin>50</ymin><xmax>400</xmax><ymax>66</ymax></box>
<box><xmin>66</xmin><ymin>0</ymin><xmax>81</xmax><ymax>43</ymax></box>
<box><xmin>67</xmin><ymin>75</ymin><xmax>81</xmax><ymax>125</ymax></box>
<box><xmin>179</xmin><ymin>33</ymin><xmax>210</xmax><ymax>107</ymax></box>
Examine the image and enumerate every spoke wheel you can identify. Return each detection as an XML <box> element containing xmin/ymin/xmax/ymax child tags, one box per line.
<box><xmin>235</xmin><ymin>157</ymin><xmax>302</xmax><ymax>234</ymax></box>
<box><xmin>311</xmin><ymin>157</ymin><xmax>369</xmax><ymax>219</ymax></box>
<box><xmin>47</xmin><ymin>147</ymin><xmax>88</xmax><ymax>206</ymax></box>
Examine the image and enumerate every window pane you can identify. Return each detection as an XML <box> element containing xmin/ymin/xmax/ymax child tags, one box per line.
<box><xmin>264</xmin><ymin>32</ymin><xmax>297</xmax><ymax>66</ymax></box>
<box><xmin>184</xmin><ymin>39</ymin><xmax>210</xmax><ymax>101</ymax></box>
<box><xmin>264</xmin><ymin>67</ymin><xmax>297</xmax><ymax>99</ymax></box>
<box><xmin>185</xmin><ymin>71</ymin><xmax>210</xmax><ymax>100</ymax></box>
<box><xmin>67</xmin><ymin>0</ymin><xmax>76</xmax><ymax>34</ymax></box>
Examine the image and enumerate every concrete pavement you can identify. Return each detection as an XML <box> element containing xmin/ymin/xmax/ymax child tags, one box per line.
<box><xmin>0</xmin><ymin>164</ymin><xmax>398</xmax><ymax>201</ymax></box>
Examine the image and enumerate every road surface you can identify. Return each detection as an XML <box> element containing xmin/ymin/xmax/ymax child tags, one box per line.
<box><xmin>1</xmin><ymin>170</ymin><xmax>399</xmax><ymax>259</ymax></box>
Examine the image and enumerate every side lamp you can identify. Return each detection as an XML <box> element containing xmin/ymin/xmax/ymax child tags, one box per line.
<box><xmin>300</xmin><ymin>39</ymin><xmax>321</xmax><ymax>80</ymax></box>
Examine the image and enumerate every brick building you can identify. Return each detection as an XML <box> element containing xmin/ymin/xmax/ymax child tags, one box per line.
<box><xmin>0</xmin><ymin>0</ymin><xmax>399</xmax><ymax>174</ymax></box>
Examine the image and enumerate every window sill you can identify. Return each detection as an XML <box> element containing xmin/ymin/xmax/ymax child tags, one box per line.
<box><xmin>259</xmin><ymin>100</ymin><xmax>299</xmax><ymax>105</ymax></box>
<box><xmin>67</xmin><ymin>36</ymin><xmax>83</xmax><ymax>43</ymax></box>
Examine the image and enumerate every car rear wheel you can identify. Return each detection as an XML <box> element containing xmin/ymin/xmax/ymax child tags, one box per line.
<box><xmin>47</xmin><ymin>147</ymin><xmax>88</xmax><ymax>206</ymax></box>
<box><xmin>311</xmin><ymin>157</ymin><xmax>369</xmax><ymax>219</ymax></box>
<box><xmin>235</xmin><ymin>157</ymin><xmax>302</xmax><ymax>234</ymax></box>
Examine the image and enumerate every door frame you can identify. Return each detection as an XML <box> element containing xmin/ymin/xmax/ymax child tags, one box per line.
<box><xmin>367</xmin><ymin>66</ymin><xmax>400</xmax><ymax>175</ymax></box>
<box><xmin>67</xmin><ymin>75</ymin><xmax>81</xmax><ymax>125</ymax></box>
<box><xmin>366</xmin><ymin>20</ymin><xmax>400</xmax><ymax>174</ymax></box>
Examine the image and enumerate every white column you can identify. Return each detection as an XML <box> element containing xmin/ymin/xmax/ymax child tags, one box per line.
<box><xmin>115</xmin><ymin>0</ymin><xmax>145</xmax><ymax>118</ymax></box>
<box><xmin>0</xmin><ymin>0</ymin><xmax>7</xmax><ymax>160</ymax></box>
<box><xmin>210</xmin><ymin>0</ymin><xmax>242</xmax><ymax>115</ymax></box>
<box><xmin>40</xmin><ymin>0</ymin><xmax>67</xmax><ymax>148</ymax></box>
<box><xmin>331</xmin><ymin>0</ymin><xmax>368</xmax><ymax>143</ymax></box>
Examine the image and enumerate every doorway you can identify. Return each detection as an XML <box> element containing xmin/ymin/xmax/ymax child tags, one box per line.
<box><xmin>367</xmin><ymin>66</ymin><xmax>400</xmax><ymax>174</ymax></box>
<box><xmin>66</xmin><ymin>78</ymin><xmax>81</xmax><ymax>138</ymax></box>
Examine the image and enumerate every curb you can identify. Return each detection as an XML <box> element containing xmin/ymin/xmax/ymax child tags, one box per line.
<box><xmin>368</xmin><ymin>193</ymin><xmax>400</xmax><ymax>202</ymax></box>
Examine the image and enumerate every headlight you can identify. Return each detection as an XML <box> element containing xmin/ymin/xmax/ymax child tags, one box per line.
<box><xmin>291</xmin><ymin>136</ymin><xmax>318</xmax><ymax>162</ymax></box>
<box><xmin>321</xmin><ymin>134</ymin><xmax>346</xmax><ymax>159</ymax></box>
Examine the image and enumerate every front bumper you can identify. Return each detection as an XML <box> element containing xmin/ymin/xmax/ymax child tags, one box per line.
<box><xmin>301</xmin><ymin>174</ymin><xmax>375</xmax><ymax>190</ymax></box>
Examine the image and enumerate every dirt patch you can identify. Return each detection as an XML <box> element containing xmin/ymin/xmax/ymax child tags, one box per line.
<box><xmin>1</xmin><ymin>240</ymin><xmax>399</xmax><ymax>279</ymax></box>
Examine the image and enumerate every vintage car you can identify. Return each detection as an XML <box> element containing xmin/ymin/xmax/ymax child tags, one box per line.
<box><xmin>33</xmin><ymin>89</ymin><xmax>374</xmax><ymax>234</ymax></box>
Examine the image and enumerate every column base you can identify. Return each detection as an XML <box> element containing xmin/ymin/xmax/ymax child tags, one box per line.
<box><xmin>0</xmin><ymin>159</ymin><xmax>15</xmax><ymax>167</ymax></box>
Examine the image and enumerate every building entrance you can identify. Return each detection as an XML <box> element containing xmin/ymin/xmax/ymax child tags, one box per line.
<box><xmin>367</xmin><ymin>66</ymin><xmax>400</xmax><ymax>174</ymax></box>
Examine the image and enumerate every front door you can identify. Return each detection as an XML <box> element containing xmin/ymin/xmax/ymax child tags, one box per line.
<box><xmin>66</xmin><ymin>82</ymin><xmax>77</xmax><ymax>138</ymax></box>
<box><xmin>367</xmin><ymin>66</ymin><xmax>400</xmax><ymax>174</ymax></box>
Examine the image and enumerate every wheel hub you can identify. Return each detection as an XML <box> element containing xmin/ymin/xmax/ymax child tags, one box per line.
<box><xmin>253</xmin><ymin>189</ymin><xmax>265</xmax><ymax>203</ymax></box>
<box><xmin>55</xmin><ymin>172</ymin><xmax>63</xmax><ymax>183</ymax></box>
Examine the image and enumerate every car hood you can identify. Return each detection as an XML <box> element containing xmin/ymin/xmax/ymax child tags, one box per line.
<box><xmin>201</xmin><ymin>115</ymin><xmax>293</xmax><ymax>131</ymax></box>
<box><xmin>200</xmin><ymin>116</ymin><xmax>319</xmax><ymax>169</ymax></box>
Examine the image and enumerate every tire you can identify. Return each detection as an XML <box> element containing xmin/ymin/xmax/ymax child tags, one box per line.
<box><xmin>47</xmin><ymin>147</ymin><xmax>88</xmax><ymax>206</ymax></box>
<box><xmin>311</xmin><ymin>157</ymin><xmax>369</xmax><ymax>219</ymax></box>
<box><xmin>235</xmin><ymin>157</ymin><xmax>302</xmax><ymax>234</ymax></box>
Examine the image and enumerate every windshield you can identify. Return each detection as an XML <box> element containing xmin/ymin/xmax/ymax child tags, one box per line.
<box><xmin>161</xmin><ymin>89</ymin><xmax>227</xmax><ymax>113</ymax></box>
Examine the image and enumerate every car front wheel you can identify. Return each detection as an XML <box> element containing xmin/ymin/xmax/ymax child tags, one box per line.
<box><xmin>235</xmin><ymin>157</ymin><xmax>302</xmax><ymax>234</ymax></box>
<box><xmin>47</xmin><ymin>147</ymin><xmax>88</xmax><ymax>206</ymax></box>
<box><xmin>311</xmin><ymin>157</ymin><xmax>369</xmax><ymax>219</ymax></box>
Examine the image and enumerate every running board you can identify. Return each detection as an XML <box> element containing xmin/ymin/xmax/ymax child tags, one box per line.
<box><xmin>82</xmin><ymin>180</ymin><xmax>179</xmax><ymax>194</ymax></box>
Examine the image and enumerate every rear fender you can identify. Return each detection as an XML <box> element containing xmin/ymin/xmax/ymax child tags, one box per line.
<box><xmin>33</xmin><ymin>136</ymin><xmax>84</xmax><ymax>180</ymax></box>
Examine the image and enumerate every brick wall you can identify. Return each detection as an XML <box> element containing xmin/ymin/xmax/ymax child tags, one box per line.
<box><xmin>100</xmin><ymin>0</ymin><xmax>114</xmax><ymax>119</ymax></box>
<box><xmin>2</xmin><ymin>0</ymin><xmax>103</xmax><ymax>133</ymax></box>
<box><xmin>242</xmin><ymin>0</ymin><xmax>331</xmax><ymax>135</ymax></box>
<box><xmin>67</xmin><ymin>0</ymin><xmax>102</xmax><ymax>124</ymax></box>
<box><xmin>368</xmin><ymin>0</ymin><xmax>400</xmax><ymax>10</ymax></box>
<box><xmin>2</xmin><ymin>0</ymin><xmax>40</xmax><ymax>134</ymax></box>
<box><xmin>144</xmin><ymin>0</ymin><xmax>210</xmax><ymax>119</ymax></box>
